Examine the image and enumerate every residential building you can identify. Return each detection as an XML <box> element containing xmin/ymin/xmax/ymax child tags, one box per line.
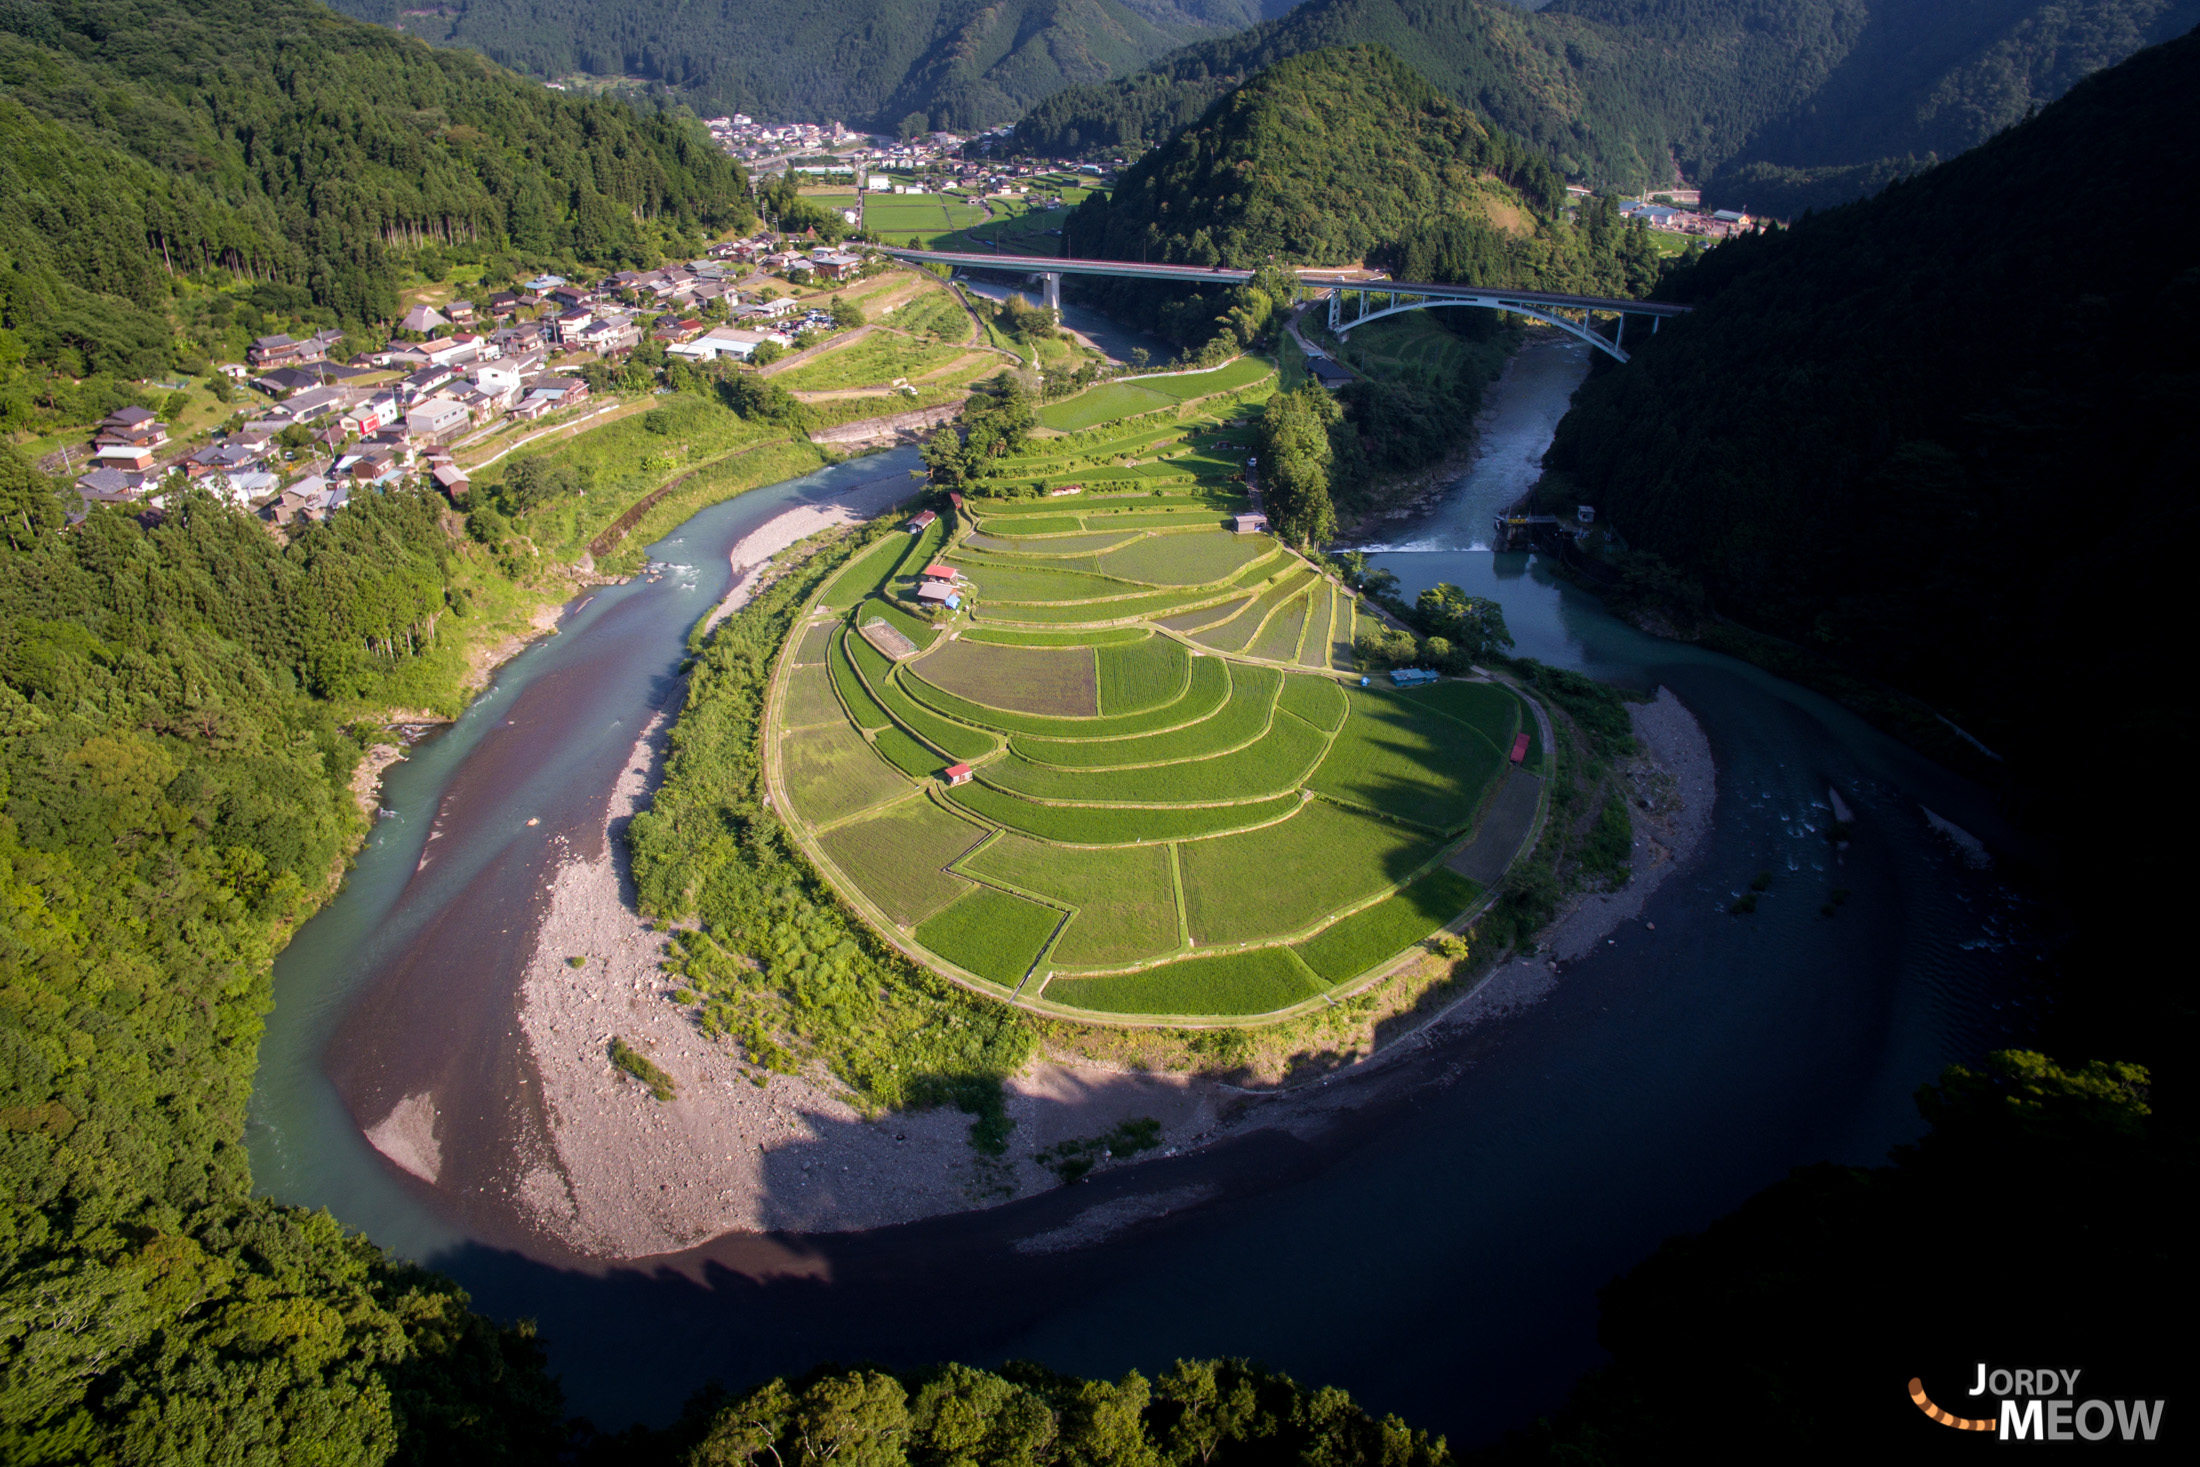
<box><xmin>398</xmin><ymin>303</ymin><xmax>450</xmax><ymax>335</ymax></box>
<box><xmin>405</xmin><ymin>397</ymin><xmax>470</xmax><ymax>440</ymax></box>
<box><xmin>248</xmin><ymin>333</ymin><xmax>328</xmax><ymax>368</ymax></box>
<box><xmin>666</xmin><ymin>326</ymin><xmax>790</xmax><ymax>363</ymax></box>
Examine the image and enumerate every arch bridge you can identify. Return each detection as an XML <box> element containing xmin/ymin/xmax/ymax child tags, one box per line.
<box><xmin>878</xmin><ymin>247</ymin><xmax>1691</xmax><ymax>362</ymax></box>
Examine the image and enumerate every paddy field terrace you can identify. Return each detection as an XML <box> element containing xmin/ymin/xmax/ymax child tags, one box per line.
<box><xmin>764</xmin><ymin>379</ymin><xmax>1549</xmax><ymax>1024</ymax></box>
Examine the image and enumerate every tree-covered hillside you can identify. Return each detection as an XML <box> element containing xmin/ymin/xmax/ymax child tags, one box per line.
<box><xmin>0</xmin><ymin>0</ymin><xmax>752</xmax><ymax>391</ymax></box>
<box><xmin>1063</xmin><ymin>44</ymin><xmax>1658</xmax><ymax>296</ymax></box>
<box><xmin>1015</xmin><ymin>0</ymin><xmax>2199</xmax><ymax>210</ymax></box>
<box><xmin>0</xmin><ymin>460</ymin><xmax>572</xmax><ymax>1459</ymax></box>
<box><xmin>1541</xmin><ymin>27</ymin><xmax>2199</xmax><ymax>1053</ymax></box>
<box><xmin>328</xmin><ymin>0</ymin><xmax>1290</xmax><ymax>134</ymax></box>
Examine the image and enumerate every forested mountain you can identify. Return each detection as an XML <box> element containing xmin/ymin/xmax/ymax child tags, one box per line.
<box><xmin>1541</xmin><ymin>27</ymin><xmax>2198</xmax><ymax>1052</ymax></box>
<box><xmin>0</xmin><ymin>0</ymin><xmax>751</xmax><ymax>395</ymax></box>
<box><xmin>1063</xmin><ymin>44</ymin><xmax>1658</xmax><ymax>293</ymax></box>
<box><xmin>327</xmin><ymin>0</ymin><xmax>1294</xmax><ymax>133</ymax></box>
<box><xmin>1015</xmin><ymin>0</ymin><xmax>2199</xmax><ymax>211</ymax></box>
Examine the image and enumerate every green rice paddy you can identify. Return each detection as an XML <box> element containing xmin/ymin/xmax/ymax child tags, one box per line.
<box><xmin>768</xmin><ymin>372</ymin><xmax>1537</xmax><ymax>1019</ymax></box>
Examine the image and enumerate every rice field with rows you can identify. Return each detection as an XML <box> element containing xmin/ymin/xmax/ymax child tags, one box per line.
<box><xmin>767</xmin><ymin>382</ymin><xmax>1543</xmax><ymax>1019</ymax></box>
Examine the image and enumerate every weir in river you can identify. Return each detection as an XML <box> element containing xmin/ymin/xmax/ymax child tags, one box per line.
<box><xmin>248</xmin><ymin>334</ymin><xmax>2041</xmax><ymax>1443</ymax></box>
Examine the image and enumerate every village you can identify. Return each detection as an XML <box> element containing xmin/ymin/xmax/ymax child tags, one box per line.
<box><xmin>64</xmin><ymin>235</ymin><xmax>898</xmax><ymax>528</ymax></box>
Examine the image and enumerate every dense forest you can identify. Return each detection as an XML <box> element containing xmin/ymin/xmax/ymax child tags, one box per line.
<box><xmin>327</xmin><ymin>0</ymin><xmax>1287</xmax><ymax>134</ymax></box>
<box><xmin>1542</xmin><ymin>28</ymin><xmax>2198</xmax><ymax>1064</ymax></box>
<box><xmin>0</xmin><ymin>456</ymin><xmax>570</xmax><ymax>1458</ymax></box>
<box><xmin>1015</xmin><ymin>0</ymin><xmax>2199</xmax><ymax>211</ymax></box>
<box><xmin>0</xmin><ymin>0</ymin><xmax>752</xmax><ymax>406</ymax></box>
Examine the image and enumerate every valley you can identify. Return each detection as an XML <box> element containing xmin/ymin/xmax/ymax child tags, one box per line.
<box><xmin>0</xmin><ymin>1</ymin><xmax>2188</xmax><ymax>1460</ymax></box>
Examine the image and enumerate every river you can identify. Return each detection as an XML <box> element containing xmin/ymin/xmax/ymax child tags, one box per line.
<box><xmin>248</xmin><ymin>334</ymin><xmax>2041</xmax><ymax>1442</ymax></box>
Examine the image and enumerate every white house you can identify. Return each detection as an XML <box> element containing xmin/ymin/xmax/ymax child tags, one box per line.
<box><xmin>667</xmin><ymin>326</ymin><xmax>793</xmax><ymax>363</ymax></box>
<box><xmin>405</xmin><ymin>397</ymin><xmax>471</xmax><ymax>440</ymax></box>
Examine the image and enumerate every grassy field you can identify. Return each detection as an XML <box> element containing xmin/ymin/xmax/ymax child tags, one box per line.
<box><xmin>821</xmin><ymin>800</ymin><xmax>984</xmax><ymax>927</ymax></box>
<box><xmin>909</xmin><ymin>652</ymin><xmax>1229</xmax><ymax>739</ymax></box>
<box><xmin>767</xmin><ymin>359</ymin><xmax>1540</xmax><ymax>1020</ymax></box>
<box><xmin>1192</xmin><ymin>568</ymin><xmax>1318</xmax><ymax>653</ymax></box>
<box><xmin>1298</xmin><ymin>590</ymin><xmax>1335</xmax><ymax>668</ymax></box>
<box><xmin>1011</xmin><ymin>664</ymin><xmax>1278</xmax><ymax>770</ymax></box>
<box><xmin>1397</xmin><ymin>679</ymin><xmax>1523</xmax><ymax>754</ymax></box>
<box><xmin>1278</xmin><ymin>672</ymin><xmax>1350</xmax><ymax>732</ymax></box>
<box><xmin>980</xmin><ymin>708</ymin><xmax>1326</xmax><ymax>804</ymax></box>
<box><xmin>1293</xmin><ymin>866</ymin><xmax>1482</xmax><ymax>985</ymax></box>
<box><xmin>912</xmin><ymin>638</ymin><xmax>1098</xmax><ymax>716</ymax></box>
<box><xmin>779</xmin><ymin>661</ymin><xmax>846</xmax><ymax>728</ymax></box>
<box><xmin>913</xmin><ymin>885</ymin><xmax>1061</xmax><ymax>988</ymax></box>
<box><xmin>1179</xmin><ymin>801</ymin><xmax>1437</xmax><ymax>947</ymax></box>
<box><xmin>817</xmin><ymin>536</ymin><xmax>909</xmax><ymax>610</ymax></box>
<box><xmin>864</xmin><ymin>196</ymin><xmax>991</xmax><ymax>249</ymax></box>
<box><xmin>944</xmin><ymin>559</ymin><xmax>1138</xmax><ymax>603</ymax></box>
<box><xmin>829</xmin><ymin>631</ymin><xmax>893</xmax><ymax>732</ymax></box>
<box><xmin>1036</xmin><ymin>383</ymin><xmax>1177</xmax><ymax>431</ymax></box>
<box><xmin>1096</xmin><ymin>531</ymin><xmax>1272</xmax><ymax>586</ymax></box>
<box><xmin>775</xmin><ymin>331</ymin><xmax>973</xmax><ymax>393</ymax></box>
<box><xmin>966</xmin><ymin>530</ymin><xmax>1144</xmax><ymax>555</ymax></box>
<box><xmin>1035</xmin><ymin>359</ymin><xmax>1277</xmax><ymax>431</ymax></box>
<box><xmin>964</xmin><ymin>625</ymin><xmax>1149</xmax><ymax>646</ymax></box>
<box><xmin>782</xmin><ymin>720</ymin><xmax>908</xmax><ymax>826</ymax></box>
<box><xmin>1095</xmin><ymin>635</ymin><xmax>1189</xmax><ymax>715</ymax></box>
<box><xmin>1246</xmin><ymin>591</ymin><xmax>1312</xmax><ymax>661</ymax></box>
<box><xmin>1043</xmin><ymin>947</ymin><xmax>1324</xmax><ymax>1017</ymax></box>
<box><xmin>944</xmin><ymin>785</ymin><xmax>1302</xmax><ymax>844</ymax></box>
<box><xmin>845</xmin><ymin>631</ymin><xmax>999</xmax><ymax>761</ymax></box>
<box><xmin>878</xmin><ymin>289</ymin><xmax>970</xmax><ymax>340</ymax></box>
<box><xmin>1308</xmin><ymin>687</ymin><xmax>1508</xmax><ymax>832</ymax></box>
<box><xmin>965</xmin><ymin>836</ymin><xmax>1180</xmax><ymax>968</ymax></box>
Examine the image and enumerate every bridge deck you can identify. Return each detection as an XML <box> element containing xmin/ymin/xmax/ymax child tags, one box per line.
<box><xmin>880</xmin><ymin>248</ymin><xmax>1690</xmax><ymax>317</ymax></box>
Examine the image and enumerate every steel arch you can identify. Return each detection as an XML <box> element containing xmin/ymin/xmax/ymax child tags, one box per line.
<box><xmin>1330</xmin><ymin>291</ymin><xmax>1632</xmax><ymax>362</ymax></box>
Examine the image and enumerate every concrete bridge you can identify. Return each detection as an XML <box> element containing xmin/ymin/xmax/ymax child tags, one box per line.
<box><xmin>877</xmin><ymin>247</ymin><xmax>1691</xmax><ymax>363</ymax></box>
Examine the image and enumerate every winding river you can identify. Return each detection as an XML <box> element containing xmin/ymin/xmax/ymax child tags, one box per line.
<box><xmin>248</xmin><ymin>335</ymin><xmax>2040</xmax><ymax>1441</ymax></box>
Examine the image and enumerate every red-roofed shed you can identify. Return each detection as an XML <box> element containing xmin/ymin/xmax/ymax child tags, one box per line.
<box><xmin>943</xmin><ymin>763</ymin><xmax>973</xmax><ymax>786</ymax></box>
<box><xmin>922</xmin><ymin>563</ymin><xmax>956</xmax><ymax>581</ymax></box>
<box><xmin>1510</xmin><ymin>732</ymin><xmax>1531</xmax><ymax>765</ymax></box>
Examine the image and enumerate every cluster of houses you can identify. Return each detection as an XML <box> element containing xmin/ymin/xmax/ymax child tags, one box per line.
<box><xmin>1618</xmin><ymin>198</ymin><xmax>1758</xmax><ymax>238</ymax></box>
<box><xmin>67</xmin><ymin>233</ymin><xmax>887</xmax><ymax>524</ymax></box>
<box><xmin>702</xmin><ymin>114</ymin><xmax>858</xmax><ymax>162</ymax></box>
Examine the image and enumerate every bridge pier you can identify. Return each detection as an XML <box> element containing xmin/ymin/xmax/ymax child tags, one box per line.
<box><xmin>1042</xmin><ymin>272</ymin><xmax>1061</xmax><ymax>316</ymax></box>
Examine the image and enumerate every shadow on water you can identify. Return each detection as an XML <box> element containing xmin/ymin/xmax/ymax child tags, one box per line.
<box><xmin>249</xmin><ymin>350</ymin><xmax>2052</xmax><ymax>1444</ymax></box>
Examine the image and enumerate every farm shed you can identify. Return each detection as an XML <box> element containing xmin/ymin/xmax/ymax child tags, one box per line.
<box><xmin>1232</xmin><ymin>513</ymin><xmax>1269</xmax><ymax>534</ymax></box>
<box><xmin>942</xmin><ymin>763</ymin><xmax>974</xmax><ymax>786</ymax></box>
<box><xmin>906</xmin><ymin>510</ymin><xmax>937</xmax><ymax>533</ymax></box>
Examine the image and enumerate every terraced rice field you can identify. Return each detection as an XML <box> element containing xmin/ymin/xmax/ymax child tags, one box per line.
<box><xmin>768</xmin><ymin>377</ymin><xmax>1538</xmax><ymax>1018</ymax></box>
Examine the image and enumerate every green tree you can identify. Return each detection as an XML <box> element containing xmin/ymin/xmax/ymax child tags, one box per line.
<box><xmin>1414</xmin><ymin>583</ymin><xmax>1513</xmax><ymax>662</ymax></box>
<box><xmin>1258</xmin><ymin>386</ymin><xmax>1339</xmax><ymax>548</ymax></box>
